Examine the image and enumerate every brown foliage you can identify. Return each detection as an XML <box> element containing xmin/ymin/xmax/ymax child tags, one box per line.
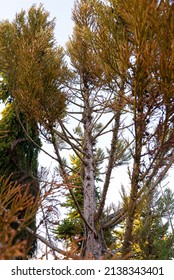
<box><xmin>0</xmin><ymin>177</ymin><xmax>39</xmax><ymax>259</ymax></box>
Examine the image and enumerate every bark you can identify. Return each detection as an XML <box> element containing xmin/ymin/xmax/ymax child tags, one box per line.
<box><xmin>82</xmin><ymin>85</ymin><xmax>103</xmax><ymax>258</ymax></box>
<box><xmin>122</xmin><ymin>93</ymin><xmax>144</xmax><ymax>257</ymax></box>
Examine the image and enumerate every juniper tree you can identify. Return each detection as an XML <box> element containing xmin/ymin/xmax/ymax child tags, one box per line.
<box><xmin>0</xmin><ymin>78</ymin><xmax>40</xmax><ymax>258</ymax></box>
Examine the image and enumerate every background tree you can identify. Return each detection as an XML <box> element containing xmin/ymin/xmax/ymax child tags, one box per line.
<box><xmin>132</xmin><ymin>187</ymin><xmax>174</xmax><ymax>259</ymax></box>
<box><xmin>0</xmin><ymin>76</ymin><xmax>41</xmax><ymax>258</ymax></box>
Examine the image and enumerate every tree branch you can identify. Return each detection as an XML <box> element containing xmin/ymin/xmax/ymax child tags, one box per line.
<box><xmin>93</xmin><ymin>114</ymin><xmax>116</xmax><ymax>140</ymax></box>
<box><xmin>26</xmin><ymin>223</ymin><xmax>80</xmax><ymax>259</ymax></box>
<box><xmin>16</xmin><ymin>112</ymin><xmax>59</xmax><ymax>163</ymax></box>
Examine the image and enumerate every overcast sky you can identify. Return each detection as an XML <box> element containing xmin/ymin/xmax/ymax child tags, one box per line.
<box><xmin>0</xmin><ymin>0</ymin><xmax>75</xmax><ymax>47</ymax></box>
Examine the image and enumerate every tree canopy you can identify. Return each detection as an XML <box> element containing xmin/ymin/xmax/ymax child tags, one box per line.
<box><xmin>0</xmin><ymin>1</ymin><xmax>173</xmax><ymax>259</ymax></box>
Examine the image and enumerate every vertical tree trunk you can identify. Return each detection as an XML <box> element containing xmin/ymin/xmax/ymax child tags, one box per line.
<box><xmin>122</xmin><ymin>90</ymin><xmax>144</xmax><ymax>257</ymax></box>
<box><xmin>82</xmin><ymin>86</ymin><xmax>103</xmax><ymax>259</ymax></box>
<box><xmin>122</xmin><ymin>163</ymin><xmax>139</xmax><ymax>257</ymax></box>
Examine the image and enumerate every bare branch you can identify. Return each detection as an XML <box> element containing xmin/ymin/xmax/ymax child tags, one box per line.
<box><xmin>16</xmin><ymin>112</ymin><xmax>59</xmax><ymax>163</ymax></box>
<box><xmin>93</xmin><ymin>114</ymin><xmax>116</xmax><ymax>140</ymax></box>
<box><xmin>96</xmin><ymin>112</ymin><xmax>121</xmax><ymax>220</ymax></box>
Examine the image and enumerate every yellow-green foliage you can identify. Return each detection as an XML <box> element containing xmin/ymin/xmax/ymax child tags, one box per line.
<box><xmin>0</xmin><ymin>5</ymin><xmax>72</xmax><ymax>127</ymax></box>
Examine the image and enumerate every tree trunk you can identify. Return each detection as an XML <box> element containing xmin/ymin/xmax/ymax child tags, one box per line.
<box><xmin>82</xmin><ymin>86</ymin><xmax>103</xmax><ymax>259</ymax></box>
<box><xmin>122</xmin><ymin>94</ymin><xmax>144</xmax><ymax>257</ymax></box>
<box><xmin>121</xmin><ymin>188</ymin><xmax>137</xmax><ymax>257</ymax></box>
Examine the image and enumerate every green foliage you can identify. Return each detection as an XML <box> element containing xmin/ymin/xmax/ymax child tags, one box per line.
<box><xmin>0</xmin><ymin>103</ymin><xmax>40</xmax><ymax>178</ymax></box>
<box><xmin>55</xmin><ymin>218</ymin><xmax>84</xmax><ymax>243</ymax></box>
<box><xmin>133</xmin><ymin>188</ymin><xmax>174</xmax><ymax>260</ymax></box>
<box><xmin>0</xmin><ymin>79</ymin><xmax>40</xmax><ymax>258</ymax></box>
<box><xmin>0</xmin><ymin>74</ymin><xmax>12</xmax><ymax>103</ymax></box>
<box><xmin>55</xmin><ymin>154</ymin><xmax>84</xmax><ymax>243</ymax></box>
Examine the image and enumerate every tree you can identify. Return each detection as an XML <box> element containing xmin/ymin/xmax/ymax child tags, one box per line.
<box><xmin>0</xmin><ymin>1</ymin><xmax>173</xmax><ymax>259</ymax></box>
<box><xmin>0</xmin><ymin>2</ymin><xmax>128</xmax><ymax>259</ymax></box>
<box><xmin>62</xmin><ymin>0</ymin><xmax>131</xmax><ymax>258</ymax></box>
<box><xmin>0</xmin><ymin>4</ymin><xmax>72</xmax><ymax>259</ymax></box>
<box><xmin>0</xmin><ymin>5</ymin><xmax>69</xmax><ymax>126</ymax></box>
<box><xmin>0</xmin><ymin>77</ymin><xmax>41</xmax><ymax>258</ymax></box>
<box><xmin>131</xmin><ymin>187</ymin><xmax>174</xmax><ymax>259</ymax></box>
<box><xmin>92</xmin><ymin>0</ymin><xmax>174</xmax><ymax>257</ymax></box>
